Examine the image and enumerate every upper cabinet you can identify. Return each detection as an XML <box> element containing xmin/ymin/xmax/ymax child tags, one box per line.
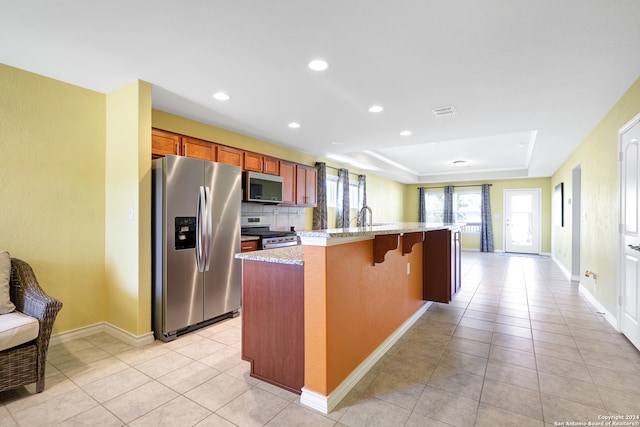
<box><xmin>151</xmin><ymin>128</ymin><xmax>317</xmax><ymax>207</ymax></box>
<box><xmin>245</xmin><ymin>152</ymin><xmax>280</xmax><ymax>175</ymax></box>
<box><xmin>152</xmin><ymin>129</ymin><xmax>181</xmax><ymax>158</ymax></box>
<box><xmin>279</xmin><ymin>161</ymin><xmax>296</xmax><ymax>205</ymax></box>
<box><xmin>295</xmin><ymin>164</ymin><xmax>317</xmax><ymax>206</ymax></box>
<box><xmin>182</xmin><ymin>136</ymin><xmax>216</xmax><ymax>162</ymax></box>
<box><xmin>217</xmin><ymin>145</ymin><xmax>243</xmax><ymax>168</ymax></box>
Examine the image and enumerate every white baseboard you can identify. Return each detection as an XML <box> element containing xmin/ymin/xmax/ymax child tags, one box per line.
<box><xmin>300</xmin><ymin>301</ymin><xmax>431</xmax><ymax>414</ymax></box>
<box><xmin>50</xmin><ymin>322</ymin><xmax>154</xmax><ymax>347</ymax></box>
<box><xmin>551</xmin><ymin>255</ymin><xmax>572</xmax><ymax>281</ymax></box>
<box><xmin>578</xmin><ymin>283</ymin><xmax>618</xmax><ymax>331</ymax></box>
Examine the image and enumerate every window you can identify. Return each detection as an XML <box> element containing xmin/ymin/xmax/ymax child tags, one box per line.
<box><xmin>327</xmin><ymin>178</ymin><xmax>362</xmax><ymax>207</ymax></box>
<box><xmin>326</xmin><ymin>177</ymin><xmax>363</xmax><ymax>225</ymax></box>
<box><xmin>424</xmin><ymin>189</ymin><xmax>481</xmax><ymax>233</ymax></box>
<box><xmin>456</xmin><ymin>190</ymin><xmax>482</xmax><ymax>233</ymax></box>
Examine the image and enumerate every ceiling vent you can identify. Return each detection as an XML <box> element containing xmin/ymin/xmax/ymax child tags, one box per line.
<box><xmin>432</xmin><ymin>106</ymin><xmax>458</xmax><ymax>117</ymax></box>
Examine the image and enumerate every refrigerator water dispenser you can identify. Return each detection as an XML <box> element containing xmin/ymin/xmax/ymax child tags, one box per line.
<box><xmin>174</xmin><ymin>217</ymin><xmax>196</xmax><ymax>250</ymax></box>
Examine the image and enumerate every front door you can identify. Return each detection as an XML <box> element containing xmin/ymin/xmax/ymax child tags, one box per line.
<box><xmin>504</xmin><ymin>189</ymin><xmax>541</xmax><ymax>254</ymax></box>
<box><xmin>620</xmin><ymin>113</ymin><xmax>640</xmax><ymax>351</ymax></box>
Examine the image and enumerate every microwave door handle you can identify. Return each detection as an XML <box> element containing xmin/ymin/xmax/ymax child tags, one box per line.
<box><xmin>196</xmin><ymin>186</ymin><xmax>205</xmax><ymax>272</ymax></box>
<box><xmin>204</xmin><ymin>186</ymin><xmax>213</xmax><ymax>272</ymax></box>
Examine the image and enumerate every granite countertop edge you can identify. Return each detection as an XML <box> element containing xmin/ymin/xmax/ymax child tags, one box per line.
<box><xmin>296</xmin><ymin>222</ymin><xmax>460</xmax><ymax>239</ymax></box>
<box><xmin>235</xmin><ymin>245</ymin><xmax>304</xmax><ymax>265</ymax></box>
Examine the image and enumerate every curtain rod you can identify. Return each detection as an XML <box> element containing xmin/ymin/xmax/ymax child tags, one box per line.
<box><xmin>325</xmin><ymin>164</ymin><xmax>363</xmax><ymax>177</ymax></box>
<box><xmin>418</xmin><ymin>184</ymin><xmax>492</xmax><ymax>190</ymax></box>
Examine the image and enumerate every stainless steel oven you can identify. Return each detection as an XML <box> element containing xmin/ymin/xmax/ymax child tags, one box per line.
<box><xmin>241</xmin><ymin>216</ymin><xmax>297</xmax><ymax>249</ymax></box>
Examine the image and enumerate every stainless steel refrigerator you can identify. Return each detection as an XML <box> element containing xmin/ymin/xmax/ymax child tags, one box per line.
<box><xmin>152</xmin><ymin>155</ymin><xmax>242</xmax><ymax>342</ymax></box>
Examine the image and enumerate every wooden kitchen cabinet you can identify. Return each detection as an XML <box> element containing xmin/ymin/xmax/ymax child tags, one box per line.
<box><xmin>182</xmin><ymin>136</ymin><xmax>216</xmax><ymax>161</ymax></box>
<box><xmin>279</xmin><ymin>160</ymin><xmax>296</xmax><ymax>205</ymax></box>
<box><xmin>240</xmin><ymin>240</ymin><xmax>258</xmax><ymax>252</ymax></box>
<box><xmin>423</xmin><ymin>229</ymin><xmax>461</xmax><ymax>303</ymax></box>
<box><xmin>244</xmin><ymin>152</ymin><xmax>280</xmax><ymax>175</ymax></box>
<box><xmin>217</xmin><ymin>145</ymin><xmax>243</xmax><ymax>168</ymax></box>
<box><xmin>263</xmin><ymin>156</ymin><xmax>279</xmax><ymax>175</ymax></box>
<box><xmin>295</xmin><ymin>164</ymin><xmax>317</xmax><ymax>206</ymax></box>
<box><xmin>152</xmin><ymin>129</ymin><xmax>181</xmax><ymax>158</ymax></box>
<box><xmin>241</xmin><ymin>260</ymin><xmax>304</xmax><ymax>394</ymax></box>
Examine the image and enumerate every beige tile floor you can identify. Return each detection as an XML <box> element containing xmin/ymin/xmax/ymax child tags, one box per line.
<box><xmin>2</xmin><ymin>252</ymin><xmax>640</xmax><ymax>426</ymax></box>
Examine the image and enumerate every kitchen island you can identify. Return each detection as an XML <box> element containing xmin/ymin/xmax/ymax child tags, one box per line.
<box><xmin>236</xmin><ymin>222</ymin><xmax>459</xmax><ymax>414</ymax></box>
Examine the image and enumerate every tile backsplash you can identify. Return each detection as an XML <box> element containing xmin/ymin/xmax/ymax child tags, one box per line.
<box><xmin>241</xmin><ymin>202</ymin><xmax>308</xmax><ymax>232</ymax></box>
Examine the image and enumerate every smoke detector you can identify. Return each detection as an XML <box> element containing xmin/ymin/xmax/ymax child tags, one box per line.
<box><xmin>432</xmin><ymin>106</ymin><xmax>458</xmax><ymax>117</ymax></box>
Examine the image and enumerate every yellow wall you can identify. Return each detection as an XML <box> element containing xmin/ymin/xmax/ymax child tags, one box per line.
<box><xmin>552</xmin><ymin>77</ymin><xmax>640</xmax><ymax>315</ymax></box>
<box><xmin>105</xmin><ymin>81</ymin><xmax>152</xmax><ymax>335</ymax></box>
<box><xmin>404</xmin><ymin>178</ymin><xmax>552</xmax><ymax>253</ymax></box>
<box><xmin>0</xmin><ymin>63</ymin><xmax>107</xmax><ymax>332</ymax></box>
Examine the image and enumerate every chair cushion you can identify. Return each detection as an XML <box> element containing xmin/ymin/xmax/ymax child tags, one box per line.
<box><xmin>0</xmin><ymin>251</ymin><xmax>15</xmax><ymax>314</ymax></box>
<box><xmin>0</xmin><ymin>311</ymin><xmax>39</xmax><ymax>351</ymax></box>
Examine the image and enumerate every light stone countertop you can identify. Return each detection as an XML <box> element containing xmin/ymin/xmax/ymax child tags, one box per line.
<box><xmin>235</xmin><ymin>223</ymin><xmax>461</xmax><ymax>263</ymax></box>
<box><xmin>235</xmin><ymin>245</ymin><xmax>304</xmax><ymax>265</ymax></box>
<box><xmin>297</xmin><ymin>222</ymin><xmax>460</xmax><ymax>246</ymax></box>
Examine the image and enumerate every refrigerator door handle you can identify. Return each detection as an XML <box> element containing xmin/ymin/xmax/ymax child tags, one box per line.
<box><xmin>204</xmin><ymin>186</ymin><xmax>213</xmax><ymax>271</ymax></box>
<box><xmin>196</xmin><ymin>185</ymin><xmax>206</xmax><ymax>272</ymax></box>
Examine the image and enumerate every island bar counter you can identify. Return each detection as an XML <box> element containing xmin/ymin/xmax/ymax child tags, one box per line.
<box><xmin>296</xmin><ymin>222</ymin><xmax>458</xmax><ymax>413</ymax></box>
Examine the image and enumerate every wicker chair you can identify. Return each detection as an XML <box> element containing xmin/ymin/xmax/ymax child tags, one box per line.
<box><xmin>0</xmin><ymin>258</ymin><xmax>63</xmax><ymax>393</ymax></box>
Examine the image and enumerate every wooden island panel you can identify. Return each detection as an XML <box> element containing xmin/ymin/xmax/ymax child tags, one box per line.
<box><xmin>303</xmin><ymin>236</ymin><xmax>424</xmax><ymax>397</ymax></box>
<box><xmin>423</xmin><ymin>229</ymin><xmax>461</xmax><ymax>303</ymax></box>
<box><xmin>241</xmin><ymin>260</ymin><xmax>304</xmax><ymax>394</ymax></box>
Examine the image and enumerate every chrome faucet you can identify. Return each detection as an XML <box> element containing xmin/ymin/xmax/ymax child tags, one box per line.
<box><xmin>358</xmin><ymin>205</ymin><xmax>372</xmax><ymax>227</ymax></box>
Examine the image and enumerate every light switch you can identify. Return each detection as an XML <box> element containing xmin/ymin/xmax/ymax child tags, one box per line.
<box><xmin>128</xmin><ymin>207</ymin><xmax>134</xmax><ymax>221</ymax></box>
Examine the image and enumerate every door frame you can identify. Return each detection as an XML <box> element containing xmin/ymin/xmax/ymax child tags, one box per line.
<box><xmin>571</xmin><ymin>165</ymin><xmax>582</xmax><ymax>281</ymax></box>
<box><xmin>503</xmin><ymin>188</ymin><xmax>542</xmax><ymax>254</ymax></box>
<box><xmin>617</xmin><ymin>111</ymin><xmax>640</xmax><ymax>333</ymax></box>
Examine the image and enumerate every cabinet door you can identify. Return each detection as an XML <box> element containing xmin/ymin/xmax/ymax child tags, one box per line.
<box><xmin>217</xmin><ymin>145</ymin><xmax>243</xmax><ymax>168</ymax></box>
<box><xmin>152</xmin><ymin>129</ymin><xmax>181</xmax><ymax>158</ymax></box>
<box><xmin>304</xmin><ymin>166</ymin><xmax>317</xmax><ymax>205</ymax></box>
<box><xmin>244</xmin><ymin>152</ymin><xmax>263</xmax><ymax>172</ymax></box>
<box><xmin>279</xmin><ymin>161</ymin><xmax>296</xmax><ymax>205</ymax></box>
<box><xmin>263</xmin><ymin>156</ymin><xmax>280</xmax><ymax>175</ymax></box>
<box><xmin>296</xmin><ymin>165</ymin><xmax>317</xmax><ymax>206</ymax></box>
<box><xmin>182</xmin><ymin>137</ymin><xmax>216</xmax><ymax>161</ymax></box>
<box><xmin>295</xmin><ymin>166</ymin><xmax>307</xmax><ymax>205</ymax></box>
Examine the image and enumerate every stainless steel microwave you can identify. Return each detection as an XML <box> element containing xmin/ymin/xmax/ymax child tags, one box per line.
<box><xmin>244</xmin><ymin>171</ymin><xmax>284</xmax><ymax>203</ymax></box>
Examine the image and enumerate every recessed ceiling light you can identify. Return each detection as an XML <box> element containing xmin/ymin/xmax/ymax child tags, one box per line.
<box><xmin>368</xmin><ymin>105</ymin><xmax>384</xmax><ymax>113</ymax></box>
<box><xmin>308</xmin><ymin>59</ymin><xmax>329</xmax><ymax>71</ymax></box>
<box><xmin>331</xmin><ymin>141</ymin><xmax>343</xmax><ymax>145</ymax></box>
<box><xmin>400</xmin><ymin>130</ymin><xmax>412</xmax><ymax>136</ymax></box>
<box><xmin>288</xmin><ymin>122</ymin><xmax>301</xmax><ymax>129</ymax></box>
<box><xmin>453</xmin><ymin>160</ymin><xmax>468</xmax><ymax>167</ymax></box>
<box><xmin>212</xmin><ymin>92</ymin><xmax>231</xmax><ymax>101</ymax></box>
